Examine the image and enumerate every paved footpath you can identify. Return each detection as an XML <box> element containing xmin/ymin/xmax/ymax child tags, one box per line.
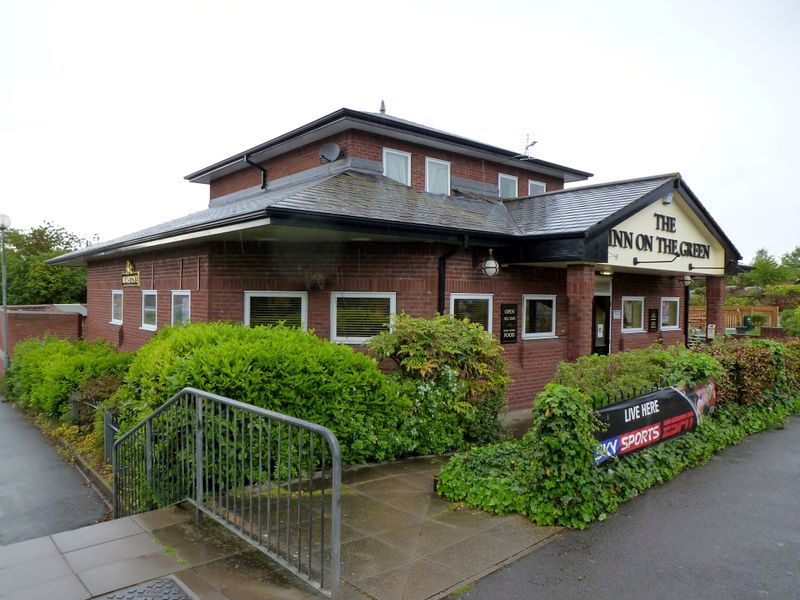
<box><xmin>0</xmin><ymin>401</ymin><xmax>108</xmax><ymax>546</ymax></box>
<box><xmin>458</xmin><ymin>415</ymin><xmax>800</xmax><ymax>600</ymax></box>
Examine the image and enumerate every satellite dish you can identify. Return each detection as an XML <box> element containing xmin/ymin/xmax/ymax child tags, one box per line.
<box><xmin>319</xmin><ymin>143</ymin><xmax>341</xmax><ymax>163</ymax></box>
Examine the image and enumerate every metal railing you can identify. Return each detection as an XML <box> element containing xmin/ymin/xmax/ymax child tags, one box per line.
<box><xmin>112</xmin><ymin>388</ymin><xmax>341</xmax><ymax>599</ymax></box>
<box><xmin>592</xmin><ymin>382</ymin><xmax>664</xmax><ymax>411</ymax></box>
<box><xmin>68</xmin><ymin>395</ymin><xmax>120</xmax><ymax>463</ymax></box>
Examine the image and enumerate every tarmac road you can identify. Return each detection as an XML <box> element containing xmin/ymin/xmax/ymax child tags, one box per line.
<box><xmin>458</xmin><ymin>415</ymin><xmax>800</xmax><ymax>600</ymax></box>
<box><xmin>0</xmin><ymin>400</ymin><xmax>108</xmax><ymax>546</ymax></box>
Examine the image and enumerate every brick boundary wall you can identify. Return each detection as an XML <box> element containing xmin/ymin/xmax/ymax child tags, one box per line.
<box><xmin>0</xmin><ymin>306</ymin><xmax>84</xmax><ymax>373</ymax></box>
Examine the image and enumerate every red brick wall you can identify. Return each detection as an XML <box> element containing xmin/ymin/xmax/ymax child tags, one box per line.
<box><xmin>84</xmin><ymin>242</ymin><xmax>694</xmax><ymax>410</ymax></box>
<box><xmin>705</xmin><ymin>276</ymin><xmax>726</xmax><ymax>335</ymax></box>
<box><xmin>0</xmin><ymin>310</ymin><xmax>82</xmax><ymax>372</ymax></box>
<box><xmin>609</xmin><ymin>272</ymin><xmax>687</xmax><ymax>352</ymax></box>
<box><xmin>566</xmin><ymin>264</ymin><xmax>595</xmax><ymax>360</ymax></box>
<box><xmin>86</xmin><ymin>247</ymin><xmax>210</xmax><ymax>352</ymax></box>
<box><xmin>208</xmin><ymin>129</ymin><xmax>564</xmax><ymax>201</ymax></box>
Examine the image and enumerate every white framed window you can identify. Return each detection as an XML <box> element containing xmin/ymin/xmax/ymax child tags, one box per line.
<box><xmin>330</xmin><ymin>292</ymin><xmax>396</xmax><ymax>344</ymax></box>
<box><xmin>425</xmin><ymin>157</ymin><xmax>451</xmax><ymax>195</ymax></box>
<box><xmin>660</xmin><ymin>297</ymin><xmax>680</xmax><ymax>331</ymax></box>
<box><xmin>171</xmin><ymin>291</ymin><xmax>191</xmax><ymax>326</ymax></box>
<box><xmin>450</xmin><ymin>293</ymin><xmax>493</xmax><ymax>332</ymax></box>
<box><xmin>111</xmin><ymin>290</ymin><xmax>123</xmax><ymax>325</ymax></box>
<box><xmin>498</xmin><ymin>173</ymin><xmax>518</xmax><ymax>198</ymax></box>
<box><xmin>522</xmin><ymin>294</ymin><xmax>557</xmax><ymax>339</ymax></box>
<box><xmin>244</xmin><ymin>291</ymin><xmax>308</xmax><ymax>330</ymax></box>
<box><xmin>528</xmin><ymin>179</ymin><xmax>547</xmax><ymax>195</ymax></box>
<box><xmin>622</xmin><ymin>296</ymin><xmax>645</xmax><ymax>333</ymax></box>
<box><xmin>141</xmin><ymin>290</ymin><xmax>157</xmax><ymax>331</ymax></box>
<box><xmin>383</xmin><ymin>148</ymin><xmax>411</xmax><ymax>186</ymax></box>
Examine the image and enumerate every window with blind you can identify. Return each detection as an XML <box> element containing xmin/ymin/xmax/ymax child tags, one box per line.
<box><xmin>111</xmin><ymin>290</ymin><xmax>123</xmax><ymax>325</ymax></box>
<box><xmin>450</xmin><ymin>293</ymin><xmax>493</xmax><ymax>332</ymax></box>
<box><xmin>660</xmin><ymin>297</ymin><xmax>680</xmax><ymax>330</ymax></box>
<box><xmin>141</xmin><ymin>290</ymin><xmax>157</xmax><ymax>331</ymax></box>
<box><xmin>171</xmin><ymin>291</ymin><xmax>191</xmax><ymax>325</ymax></box>
<box><xmin>498</xmin><ymin>173</ymin><xmax>518</xmax><ymax>198</ymax></box>
<box><xmin>383</xmin><ymin>148</ymin><xmax>411</xmax><ymax>186</ymax></box>
<box><xmin>622</xmin><ymin>296</ymin><xmax>644</xmax><ymax>332</ymax></box>
<box><xmin>425</xmin><ymin>157</ymin><xmax>451</xmax><ymax>195</ymax></box>
<box><xmin>523</xmin><ymin>294</ymin><xmax>556</xmax><ymax>338</ymax></box>
<box><xmin>330</xmin><ymin>292</ymin><xmax>396</xmax><ymax>344</ymax></box>
<box><xmin>244</xmin><ymin>292</ymin><xmax>307</xmax><ymax>329</ymax></box>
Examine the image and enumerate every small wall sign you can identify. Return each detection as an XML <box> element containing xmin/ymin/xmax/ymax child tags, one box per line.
<box><xmin>121</xmin><ymin>260</ymin><xmax>140</xmax><ymax>287</ymax></box>
<box><xmin>500</xmin><ymin>303</ymin><xmax>517</xmax><ymax>344</ymax></box>
<box><xmin>648</xmin><ymin>308</ymin><xmax>659</xmax><ymax>332</ymax></box>
<box><xmin>612</xmin><ymin>309</ymin><xmax>621</xmax><ymax>320</ymax></box>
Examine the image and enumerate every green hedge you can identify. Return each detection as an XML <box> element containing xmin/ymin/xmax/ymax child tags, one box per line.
<box><xmin>437</xmin><ymin>339</ymin><xmax>800</xmax><ymax>529</ymax></box>
<box><xmin>6</xmin><ymin>337</ymin><xmax>129</xmax><ymax>416</ymax></box>
<box><xmin>109</xmin><ymin>323</ymin><xmax>411</xmax><ymax>465</ymax></box>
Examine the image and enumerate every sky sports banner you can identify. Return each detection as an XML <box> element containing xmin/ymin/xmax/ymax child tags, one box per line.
<box><xmin>594</xmin><ymin>381</ymin><xmax>717</xmax><ymax>464</ymax></box>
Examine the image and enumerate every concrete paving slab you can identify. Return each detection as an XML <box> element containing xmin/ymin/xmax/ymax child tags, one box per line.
<box><xmin>0</xmin><ymin>552</ymin><xmax>73</xmax><ymax>595</ymax></box>
<box><xmin>0</xmin><ymin>573</ymin><xmax>90</xmax><ymax>600</ymax></box>
<box><xmin>132</xmin><ymin>507</ymin><xmax>194</xmax><ymax>533</ymax></box>
<box><xmin>0</xmin><ymin>534</ymin><xmax>59</xmax><ymax>570</ymax></box>
<box><xmin>52</xmin><ymin>517</ymin><xmax>143</xmax><ymax>553</ymax></box>
<box><xmin>63</xmin><ymin>532</ymin><xmax>164</xmax><ymax>573</ymax></box>
<box><xmin>353</xmin><ymin>558</ymin><xmax>468</xmax><ymax>600</ymax></box>
<box><xmin>77</xmin><ymin>550</ymin><xmax>182</xmax><ymax>597</ymax></box>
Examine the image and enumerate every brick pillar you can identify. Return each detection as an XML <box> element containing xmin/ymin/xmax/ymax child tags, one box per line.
<box><xmin>566</xmin><ymin>264</ymin><xmax>595</xmax><ymax>361</ymax></box>
<box><xmin>706</xmin><ymin>276</ymin><xmax>726</xmax><ymax>335</ymax></box>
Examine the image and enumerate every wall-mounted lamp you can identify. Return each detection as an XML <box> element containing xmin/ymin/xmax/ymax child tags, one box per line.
<box><xmin>682</xmin><ymin>275</ymin><xmax>692</xmax><ymax>287</ymax></box>
<box><xmin>663</xmin><ymin>192</ymin><xmax>674</xmax><ymax>205</ymax></box>
<box><xmin>597</xmin><ymin>269</ymin><xmax>613</xmax><ymax>277</ymax></box>
<box><xmin>473</xmin><ymin>248</ymin><xmax>500</xmax><ymax>278</ymax></box>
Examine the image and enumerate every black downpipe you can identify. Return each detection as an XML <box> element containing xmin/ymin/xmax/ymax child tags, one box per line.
<box><xmin>684</xmin><ymin>282</ymin><xmax>691</xmax><ymax>348</ymax></box>
<box><xmin>438</xmin><ymin>244</ymin><xmax>464</xmax><ymax>315</ymax></box>
<box><xmin>244</xmin><ymin>154</ymin><xmax>268</xmax><ymax>189</ymax></box>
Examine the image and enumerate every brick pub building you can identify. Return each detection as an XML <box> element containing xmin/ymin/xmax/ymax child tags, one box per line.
<box><xmin>51</xmin><ymin>108</ymin><xmax>741</xmax><ymax>410</ymax></box>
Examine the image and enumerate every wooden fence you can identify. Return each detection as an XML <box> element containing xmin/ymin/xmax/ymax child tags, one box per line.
<box><xmin>689</xmin><ymin>305</ymin><xmax>781</xmax><ymax>329</ymax></box>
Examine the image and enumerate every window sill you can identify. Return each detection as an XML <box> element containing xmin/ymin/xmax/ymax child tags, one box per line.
<box><xmin>621</xmin><ymin>328</ymin><xmax>645</xmax><ymax>334</ymax></box>
<box><xmin>109</xmin><ymin>321</ymin><xmax>123</xmax><ymax>326</ymax></box>
<box><xmin>521</xmin><ymin>334</ymin><xmax>558</xmax><ymax>341</ymax></box>
<box><xmin>139</xmin><ymin>325</ymin><xmax>157</xmax><ymax>332</ymax></box>
<box><xmin>660</xmin><ymin>326</ymin><xmax>680</xmax><ymax>332</ymax></box>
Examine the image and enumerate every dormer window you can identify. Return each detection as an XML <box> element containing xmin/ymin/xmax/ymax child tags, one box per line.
<box><xmin>498</xmin><ymin>173</ymin><xmax>518</xmax><ymax>198</ymax></box>
<box><xmin>383</xmin><ymin>148</ymin><xmax>411</xmax><ymax>186</ymax></box>
<box><xmin>528</xmin><ymin>179</ymin><xmax>547</xmax><ymax>195</ymax></box>
<box><xmin>425</xmin><ymin>158</ymin><xmax>451</xmax><ymax>195</ymax></box>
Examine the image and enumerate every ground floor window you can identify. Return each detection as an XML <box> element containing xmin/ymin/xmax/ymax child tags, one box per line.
<box><xmin>330</xmin><ymin>292</ymin><xmax>396</xmax><ymax>344</ymax></box>
<box><xmin>111</xmin><ymin>290</ymin><xmax>123</xmax><ymax>324</ymax></box>
<box><xmin>450</xmin><ymin>293</ymin><xmax>493</xmax><ymax>332</ymax></box>
<box><xmin>244</xmin><ymin>291</ymin><xmax>307</xmax><ymax>330</ymax></box>
<box><xmin>522</xmin><ymin>294</ymin><xmax>556</xmax><ymax>338</ymax></box>
<box><xmin>171</xmin><ymin>291</ymin><xmax>191</xmax><ymax>325</ymax></box>
<box><xmin>141</xmin><ymin>290</ymin><xmax>157</xmax><ymax>331</ymax></box>
<box><xmin>622</xmin><ymin>296</ymin><xmax>644</xmax><ymax>333</ymax></box>
<box><xmin>660</xmin><ymin>297</ymin><xmax>680</xmax><ymax>330</ymax></box>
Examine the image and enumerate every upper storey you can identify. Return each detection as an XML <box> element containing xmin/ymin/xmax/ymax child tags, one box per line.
<box><xmin>184</xmin><ymin>108</ymin><xmax>593</xmax><ymax>204</ymax></box>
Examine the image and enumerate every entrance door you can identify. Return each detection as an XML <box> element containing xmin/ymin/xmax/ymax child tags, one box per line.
<box><xmin>592</xmin><ymin>296</ymin><xmax>611</xmax><ymax>355</ymax></box>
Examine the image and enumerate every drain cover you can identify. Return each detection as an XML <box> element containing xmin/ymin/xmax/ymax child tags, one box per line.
<box><xmin>95</xmin><ymin>577</ymin><xmax>192</xmax><ymax>600</ymax></box>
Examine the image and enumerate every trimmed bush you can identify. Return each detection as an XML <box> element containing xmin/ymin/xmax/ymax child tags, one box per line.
<box><xmin>552</xmin><ymin>344</ymin><xmax>722</xmax><ymax>407</ymax></box>
<box><xmin>6</xmin><ymin>337</ymin><xmax>129</xmax><ymax>416</ymax></box>
<box><xmin>110</xmin><ymin>323</ymin><xmax>411</xmax><ymax>465</ymax></box>
<box><xmin>369</xmin><ymin>313</ymin><xmax>509</xmax><ymax>445</ymax></box>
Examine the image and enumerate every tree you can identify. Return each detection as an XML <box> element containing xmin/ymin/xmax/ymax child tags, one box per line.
<box><xmin>4</xmin><ymin>222</ymin><xmax>92</xmax><ymax>305</ymax></box>
<box><xmin>741</xmin><ymin>248</ymin><xmax>792</xmax><ymax>288</ymax></box>
<box><xmin>781</xmin><ymin>246</ymin><xmax>800</xmax><ymax>281</ymax></box>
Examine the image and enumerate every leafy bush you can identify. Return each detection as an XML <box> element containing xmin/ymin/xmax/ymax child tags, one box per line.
<box><xmin>369</xmin><ymin>313</ymin><xmax>509</xmax><ymax>444</ymax></box>
<box><xmin>781</xmin><ymin>306</ymin><xmax>800</xmax><ymax>336</ymax></box>
<box><xmin>6</xmin><ymin>336</ymin><xmax>130</xmax><ymax>416</ymax></box>
<box><xmin>438</xmin><ymin>341</ymin><xmax>800</xmax><ymax>529</ymax></box>
<box><xmin>438</xmin><ymin>387</ymin><xmax>800</xmax><ymax>529</ymax></box>
<box><xmin>703</xmin><ymin>338</ymin><xmax>793</xmax><ymax>405</ymax></box>
<box><xmin>110</xmin><ymin>323</ymin><xmax>411</xmax><ymax>465</ymax></box>
<box><xmin>552</xmin><ymin>344</ymin><xmax>722</xmax><ymax>407</ymax></box>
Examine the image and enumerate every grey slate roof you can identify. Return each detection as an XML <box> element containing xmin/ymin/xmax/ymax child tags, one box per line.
<box><xmin>50</xmin><ymin>170</ymin><xmax>683</xmax><ymax>265</ymax></box>
<box><xmin>504</xmin><ymin>174</ymin><xmax>674</xmax><ymax>236</ymax></box>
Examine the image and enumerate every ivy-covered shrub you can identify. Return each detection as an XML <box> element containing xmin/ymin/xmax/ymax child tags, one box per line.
<box><xmin>438</xmin><ymin>341</ymin><xmax>800</xmax><ymax>529</ymax></box>
<box><xmin>109</xmin><ymin>323</ymin><xmax>411</xmax><ymax>465</ymax></box>
<box><xmin>6</xmin><ymin>337</ymin><xmax>130</xmax><ymax>416</ymax></box>
<box><xmin>703</xmin><ymin>338</ymin><xmax>794</xmax><ymax>405</ymax></box>
<box><xmin>369</xmin><ymin>313</ymin><xmax>509</xmax><ymax>444</ymax></box>
<box><xmin>552</xmin><ymin>344</ymin><xmax>722</xmax><ymax>407</ymax></box>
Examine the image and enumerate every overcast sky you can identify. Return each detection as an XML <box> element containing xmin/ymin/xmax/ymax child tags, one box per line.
<box><xmin>2</xmin><ymin>0</ymin><xmax>798</xmax><ymax>263</ymax></box>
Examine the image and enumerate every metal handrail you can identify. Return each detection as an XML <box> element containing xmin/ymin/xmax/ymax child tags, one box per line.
<box><xmin>112</xmin><ymin>387</ymin><xmax>341</xmax><ymax>599</ymax></box>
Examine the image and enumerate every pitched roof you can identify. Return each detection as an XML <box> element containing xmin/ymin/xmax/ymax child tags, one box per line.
<box><xmin>504</xmin><ymin>174</ymin><xmax>675</xmax><ymax>236</ymax></box>
<box><xmin>50</xmin><ymin>170</ymin><xmax>740</xmax><ymax>266</ymax></box>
